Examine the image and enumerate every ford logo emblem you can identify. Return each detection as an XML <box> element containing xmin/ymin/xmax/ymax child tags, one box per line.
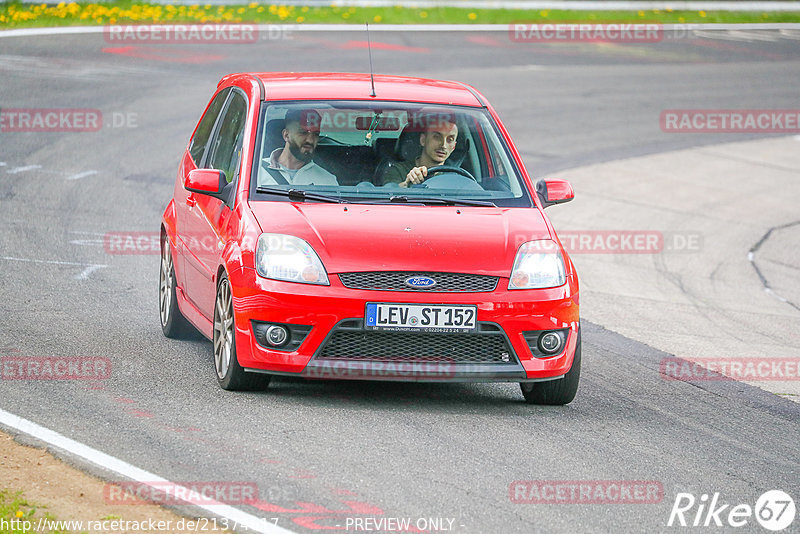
<box><xmin>405</xmin><ymin>276</ymin><xmax>436</xmax><ymax>288</ymax></box>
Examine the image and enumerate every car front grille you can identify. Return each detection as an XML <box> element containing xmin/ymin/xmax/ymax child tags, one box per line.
<box><xmin>317</xmin><ymin>322</ymin><xmax>515</xmax><ymax>364</ymax></box>
<box><xmin>338</xmin><ymin>272</ymin><xmax>498</xmax><ymax>292</ymax></box>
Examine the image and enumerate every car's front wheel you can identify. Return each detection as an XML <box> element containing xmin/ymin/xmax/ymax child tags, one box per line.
<box><xmin>159</xmin><ymin>236</ymin><xmax>195</xmax><ymax>338</ymax></box>
<box><xmin>520</xmin><ymin>330</ymin><xmax>581</xmax><ymax>405</ymax></box>
<box><xmin>214</xmin><ymin>273</ymin><xmax>270</xmax><ymax>391</ymax></box>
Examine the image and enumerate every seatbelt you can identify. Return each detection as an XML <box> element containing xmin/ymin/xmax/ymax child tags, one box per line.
<box><xmin>261</xmin><ymin>160</ymin><xmax>291</xmax><ymax>186</ymax></box>
<box><xmin>266</xmin><ymin>166</ymin><xmax>290</xmax><ymax>186</ymax></box>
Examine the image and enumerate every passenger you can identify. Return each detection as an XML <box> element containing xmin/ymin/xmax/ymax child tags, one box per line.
<box><xmin>262</xmin><ymin>109</ymin><xmax>338</xmax><ymax>186</ymax></box>
<box><xmin>381</xmin><ymin>113</ymin><xmax>459</xmax><ymax>188</ymax></box>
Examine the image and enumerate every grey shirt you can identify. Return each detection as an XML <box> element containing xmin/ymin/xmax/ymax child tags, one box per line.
<box><xmin>260</xmin><ymin>148</ymin><xmax>338</xmax><ymax>186</ymax></box>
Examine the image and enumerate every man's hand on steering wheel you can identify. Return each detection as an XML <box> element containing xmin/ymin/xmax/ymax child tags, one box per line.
<box><xmin>400</xmin><ymin>166</ymin><xmax>429</xmax><ymax>188</ymax></box>
<box><xmin>400</xmin><ymin>165</ymin><xmax>476</xmax><ymax>188</ymax></box>
<box><xmin>426</xmin><ymin>165</ymin><xmax>476</xmax><ymax>181</ymax></box>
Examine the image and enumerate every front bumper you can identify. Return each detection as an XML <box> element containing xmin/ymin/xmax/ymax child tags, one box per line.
<box><xmin>229</xmin><ymin>267</ymin><xmax>579</xmax><ymax>382</ymax></box>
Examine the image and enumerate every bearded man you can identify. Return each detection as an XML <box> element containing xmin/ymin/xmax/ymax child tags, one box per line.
<box><xmin>262</xmin><ymin>109</ymin><xmax>338</xmax><ymax>186</ymax></box>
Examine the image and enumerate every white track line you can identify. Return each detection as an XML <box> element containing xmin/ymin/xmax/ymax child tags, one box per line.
<box><xmin>6</xmin><ymin>165</ymin><xmax>42</xmax><ymax>174</ymax></box>
<box><xmin>75</xmin><ymin>264</ymin><xmax>106</xmax><ymax>280</ymax></box>
<box><xmin>66</xmin><ymin>170</ymin><xmax>99</xmax><ymax>181</ymax></box>
<box><xmin>0</xmin><ymin>255</ymin><xmax>108</xmax><ymax>280</ymax></box>
<box><xmin>0</xmin><ymin>255</ymin><xmax>105</xmax><ymax>267</ymax></box>
<box><xmin>0</xmin><ymin>255</ymin><xmax>106</xmax><ymax>267</ymax></box>
<box><xmin>2</xmin><ymin>23</ymin><xmax>800</xmax><ymax>38</ymax></box>
<box><xmin>0</xmin><ymin>407</ymin><xmax>296</xmax><ymax>534</ymax></box>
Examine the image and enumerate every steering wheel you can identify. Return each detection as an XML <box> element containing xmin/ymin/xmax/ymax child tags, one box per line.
<box><xmin>426</xmin><ymin>165</ymin><xmax>477</xmax><ymax>181</ymax></box>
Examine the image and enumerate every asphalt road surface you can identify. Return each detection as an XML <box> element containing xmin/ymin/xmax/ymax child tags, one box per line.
<box><xmin>1</xmin><ymin>28</ymin><xmax>799</xmax><ymax>533</ymax></box>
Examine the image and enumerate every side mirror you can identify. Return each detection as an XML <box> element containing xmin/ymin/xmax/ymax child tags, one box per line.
<box><xmin>184</xmin><ymin>168</ymin><xmax>227</xmax><ymax>197</ymax></box>
<box><xmin>535</xmin><ymin>179</ymin><xmax>574</xmax><ymax>208</ymax></box>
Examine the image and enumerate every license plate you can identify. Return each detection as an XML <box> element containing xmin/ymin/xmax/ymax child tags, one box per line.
<box><xmin>365</xmin><ymin>303</ymin><xmax>477</xmax><ymax>333</ymax></box>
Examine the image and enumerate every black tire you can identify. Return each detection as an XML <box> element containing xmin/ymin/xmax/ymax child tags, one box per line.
<box><xmin>213</xmin><ymin>273</ymin><xmax>270</xmax><ymax>391</ymax></box>
<box><xmin>520</xmin><ymin>330</ymin><xmax>581</xmax><ymax>405</ymax></box>
<box><xmin>159</xmin><ymin>237</ymin><xmax>195</xmax><ymax>339</ymax></box>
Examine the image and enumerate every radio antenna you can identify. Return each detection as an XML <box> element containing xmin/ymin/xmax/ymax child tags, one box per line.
<box><xmin>366</xmin><ymin>22</ymin><xmax>376</xmax><ymax>97</ymax></box>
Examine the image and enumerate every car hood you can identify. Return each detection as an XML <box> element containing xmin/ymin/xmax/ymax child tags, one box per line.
<box><xmin>248</xmin><ymin>202</ymin><xmax>553</xmax><ymax>276</ymax></box>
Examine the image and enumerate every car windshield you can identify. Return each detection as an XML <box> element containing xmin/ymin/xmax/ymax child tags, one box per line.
<box><xmin>249</xmin><ymin>101</ymin><xmax>532</xmax><ymax>207</ymax></box>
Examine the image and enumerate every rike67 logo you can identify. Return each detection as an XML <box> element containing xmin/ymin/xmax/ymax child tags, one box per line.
<box><xmin>668</xmin><ymin>490</ymin><xmax>795</xmax><ymax>531</ymax></box>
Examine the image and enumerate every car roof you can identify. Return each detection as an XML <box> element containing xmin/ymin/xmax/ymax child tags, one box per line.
<box><xmin>222</xmin><ymin>72</ymin><xmax>486</xmax><ymax>107</ymax></box>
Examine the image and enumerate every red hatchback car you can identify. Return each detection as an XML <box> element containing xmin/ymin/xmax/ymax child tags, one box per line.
<box><xmin>160</xmin><ymin>72</ymin><xmax>581</xmax><ymax>404</ymax></box>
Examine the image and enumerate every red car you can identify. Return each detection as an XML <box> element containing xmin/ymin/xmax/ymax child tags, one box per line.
<box><xmin>159</xmin><ymin>72</ymin><xmax>580</xmax><ymax>404</ymax></box>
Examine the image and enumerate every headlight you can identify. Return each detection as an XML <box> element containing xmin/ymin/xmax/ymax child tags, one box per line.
<box><xmin>255</xmin><ymin>234</ymin><xmax>329</xmax><ymax>285</ymax></box>
<box><xmin>508</xmin><ymin>240</ymin><xmax>566</xmax><ymax>289</ymax></box>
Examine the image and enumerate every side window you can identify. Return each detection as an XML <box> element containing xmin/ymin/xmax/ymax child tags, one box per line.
<box><xmin>207</xmin><ymin>92</ymin><xmax>248</xmax><ymax>183</ymax></box>
<box><xmin>188</xmin><ymin>89</ymin><xmax>230</xmax><ymax>165</ymax></box>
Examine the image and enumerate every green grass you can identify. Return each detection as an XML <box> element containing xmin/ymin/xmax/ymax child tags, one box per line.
<box><xmin>0</xmin><ymin>490</ymin><xmax>68</xmax><ymax>534</ymax></box>
<box><xmin>1</xmin><ymin>1</ymin><xmax>799</xmax><ymax>29</ymax></box>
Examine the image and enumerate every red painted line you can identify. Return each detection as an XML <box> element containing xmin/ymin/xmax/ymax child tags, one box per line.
<box><xmin>126</xmin><ymin>408</ymin><xmax>155</xmax><ymax>418</ymax></box>
<box><xmin>466</xmin><ymin>34</ymin><xmax>508</xmax><ymax>47</ymax></box>
<box><xmin>289</xmin><ymin>469</ymin><xmax>317</xmax><ymax>479</ymax></box>
<box><xmin>329</xmin><ymin>488</ymin><xmax>358</xmax><ymax>496</ymax></box>
<box><xmin>338</xmin><ymin>40</ymin><xmax>430</xmax><ymax>53</ymax></box>
<box><xmin>252</xmin><ymin>499</ymin><xmax>383</xmax><ymax>515</ymax></box>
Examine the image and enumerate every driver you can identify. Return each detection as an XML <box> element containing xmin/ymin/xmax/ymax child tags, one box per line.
<box><xmin>382</xmin><ymin>113</ymin><xmax>458</xmax><ymax>188</ymax></box>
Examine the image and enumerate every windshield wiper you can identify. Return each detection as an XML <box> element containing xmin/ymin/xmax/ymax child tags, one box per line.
<box><xmin>256</xmin><ymin>187</ymin><xmax>344</xmax><ymax>204</ymax></box>
<box><xmin>255</xmin><ymin>188</ymin><xmax>496</xmax><ymax>207</ymax></box>
<box><xmin>388</xmin><ymin>195</ymin><xmax>496</xmax><ymax>207</ymax></box>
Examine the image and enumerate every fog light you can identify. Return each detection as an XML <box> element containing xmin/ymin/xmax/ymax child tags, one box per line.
<box><xmin>538</xmin><ymin>332</ymin><xmax>563</xmax><ymax>354</ymax></box>
<box><xmin>265</xmin><ymin>325</ymin><xmax>289</xmax><ymax>347</ymax></box>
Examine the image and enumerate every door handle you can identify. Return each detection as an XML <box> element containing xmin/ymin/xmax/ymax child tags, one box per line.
<box><xmin>186</xmin><ymin>195</ymin><xmax>197</xmax><ymax>207</ymax></box>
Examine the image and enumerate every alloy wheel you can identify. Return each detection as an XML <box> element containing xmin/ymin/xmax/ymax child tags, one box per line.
<box><xmin>214</xmin><ymin>279</ymin><xmax>234</xmax><ymax>380</ymax></box>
